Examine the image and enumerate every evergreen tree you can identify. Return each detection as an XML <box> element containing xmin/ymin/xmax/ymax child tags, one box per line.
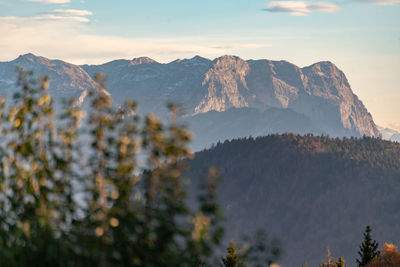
<box><xmin>357</xmin><ymin>225</ymin><xmax>380</xmax><ymax>267</ymax></box>
<box><xmin>221</xmin><ymin>241</ymin><xmax>247</xmax><ymax>267</ymax></box>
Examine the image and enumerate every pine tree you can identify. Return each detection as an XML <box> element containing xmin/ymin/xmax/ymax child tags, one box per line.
<box><xmin>221</xmin><ymin>241</ymin><xmax>247</xmax><ymax>267</ymax></box>
<box><xmin>357</xmin><ymin>225</ymin><xmax>380</xmax><ymax>267</ymax></box>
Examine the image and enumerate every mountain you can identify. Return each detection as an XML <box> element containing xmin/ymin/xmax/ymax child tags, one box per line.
<box><xmin>392</xmin><ymin>134</ymin><xmax>400</xmax><ymax>142</ymax></box>
<box><xmin>187</xmin><ymin>134</ymin><xmax>400</xmax><ymax>267</ymax></box>
<box><xmin>378</xmin><ymin>126</ymin><xmax>400</xmax><ymax>143</ymax></box>
<box><xmin>0</xmin><ymin>54</ymin><xmax>381</xmax><ymax>150</ymax></box>
<box><xmin>0</xmin><ymin>53</ymin><xmax>100</xmax><ymax>104</ymax></box>
<box><xmin>82</xmin><ymin>55</ymin><xmax>380</xmax><ymax>138</ymax></box>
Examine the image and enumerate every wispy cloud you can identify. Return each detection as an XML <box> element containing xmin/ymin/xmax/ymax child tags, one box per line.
<box><xmin>388</xmin><ymin>122</ymin><xmax>400</xmax><ymax>132</ymax></box>
<box><xmin>0</xmin><ymin>15</ymin><xmax>89</xmax><ymax>22</ymax></box>
<box><xmin>0</xmin><ymin>9</ymin><xmax>92</xmax><ymax>23</ymax></box>
<box><xmin>27</xmin><ymin>0</ymin><xmax>71</xmax><ymax>3</ymax></box>
<box><xmin>0</xmin><ymin>18</ymin><xmax>272</xmax><ymax>64</ymax></box>
<box><xmin>51</xmin><ymin>9</ymin><xmax>93</xmax><ymax>16</ymax></box>
<box><xmin>353</xmin><ymin>0</ymin><xmax>400</xmax><ymax>5</ymax></box>
<box><xmin>264</xmin><ymin>1</ymin><xmax>341</xmax><ymax>16</ymax></box>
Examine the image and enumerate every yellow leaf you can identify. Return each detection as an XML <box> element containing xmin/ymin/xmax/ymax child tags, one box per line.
<box><xmin>109</xmin><ymin>217</ymin><xmax>119</xmax><ymax>228</ymax></box>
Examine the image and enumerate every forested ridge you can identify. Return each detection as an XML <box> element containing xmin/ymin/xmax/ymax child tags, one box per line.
<box><xmin>194</xmin><ymin>134</ymin><xmax>400</xmax><ymax>175</ymax></box>
<box><xmin>188</xmin><ymin>134</ymin><xmax>400</xmax><ymax>267</ymax></box>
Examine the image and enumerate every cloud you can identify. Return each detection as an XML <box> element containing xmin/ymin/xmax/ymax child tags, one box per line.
<box><xmin>27</xmin><ymin>0</ymin><xmax>71</xmax><ymax>3</ymax></box>
<box><xmin>0</xmin><ymin>15</ymin><xmax>90</xmax><ymax>23</ymax></box>
<box><xmin>264</xmin><ymin>1</ymin><xmax>341</xmax><ymax>16</ymax></box>
<box><xmin>0</xmin><ymin>9</ymin><xmax>92</xmax><ymax>23</ymax></box>
<box><xmin>51</xmin><ymin>9</ymin><xmax>93</xmax><ymax>16</ymax></box>
<box><xmin>353</xmin><ymin>0</ymin><xmax>400</xmax><ymax>5</ymax></box>
<box><xmin>388</xmin><ymin>122</ymin><xmax>400</xmax><ymax>132</ymax></box>
<box><xmin>0</xmin><ymin>18</ymin><xmax>272</xmax><ymax>65</ymax></box>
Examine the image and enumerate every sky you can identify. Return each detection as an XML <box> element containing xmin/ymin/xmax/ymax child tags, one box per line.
<box><xmin>0</xmin><ymin>0</ymin><xmax>399</xmax><ymax>130</ymax></box>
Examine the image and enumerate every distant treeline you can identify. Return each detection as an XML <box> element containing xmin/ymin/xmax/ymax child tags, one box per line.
<box><xmin>193</xmin><ymin>133</ymin><xmax>400</xmax><ymax>179</ymax></box>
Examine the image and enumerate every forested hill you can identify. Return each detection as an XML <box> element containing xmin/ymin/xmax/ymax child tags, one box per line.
<box><xmin>193</xmin><ymin>134</ymin><xmax>400</xmax><ymax>175</ymax></box>
<box><xmin>188</xmin><ymin>134</ymin><xmax>400</xmax><ymax>267</ymax></box>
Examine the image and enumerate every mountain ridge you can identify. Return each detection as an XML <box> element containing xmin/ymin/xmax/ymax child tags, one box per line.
<box><xmin>82</xmin><ymin>53</ymin><xmax>380</xmax><ymax>138</ymax></box>
<box><xmin>0</xmin><ymin>53</ymin><xmax>381</xmax><ymax>143</ymax></box>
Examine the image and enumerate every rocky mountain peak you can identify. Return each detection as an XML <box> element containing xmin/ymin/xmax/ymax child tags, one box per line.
<box><xmin>174</xmin><ymin>56</ymin><xmax>211</xmax><ymax>66</ymax></box>
<box><xmin>303</xmin><ymin>61</ymin><xmax>344</xmax><ymax>80</ymax></box>
<box><xmin>130</xmin><ymin>57</ymin><xmax>157</xmax><ymax>65</ymax></box>
<box><xmin>15</xmin><ymin>53</ymin><xmax>52</xmax><ymax>67</ymax></box>
<box><xmin>194</xmin><ymin>55</ymin><xmax>250</xmax><ymax>114</ymax></box>
<box><xmin>212</xmin><ymin>55</ymin><xmax>246</xmax><ymax>67</ymax></box>
<box><xmin>209</xmin><ymin>55</ymin><xmax>250</xmax><ymax>79</ymax></box>
<box><xmin>16</xmin><ymin>53</ymin><xmax>37</xmax><ymax>61</ymax></box>
<box><xmin>191</xmin><ymin>55</ymin><xmax>210</xmax><ymax>62</ymax></box>
<box><xmin>299</xmin><ymin>61</ymin><xmax>380</xmax><ymax>137</ymax></box>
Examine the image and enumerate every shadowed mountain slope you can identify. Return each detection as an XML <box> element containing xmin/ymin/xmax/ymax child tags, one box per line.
<box><xmin>188</xmin><ymin>134</ymin><xmax>400</xmax><ymax>266</ymax></box>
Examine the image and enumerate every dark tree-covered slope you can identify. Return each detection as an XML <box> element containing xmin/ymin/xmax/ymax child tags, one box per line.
<box><xmin>188</xmin><ymin>135</ymin><xmax>400</xmax><ymax>267</ymax></box>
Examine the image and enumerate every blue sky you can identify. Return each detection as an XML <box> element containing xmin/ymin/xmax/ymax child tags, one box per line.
<box><xmin>0</xmin><ymin>0</ymin><xmax>399</xmax><ymax>129</ymax></box>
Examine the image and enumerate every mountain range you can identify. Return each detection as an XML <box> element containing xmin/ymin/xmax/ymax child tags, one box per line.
<box><xmin>378</xmin><ymin>126</ymin><xmax>400</xmax><ymax>143</ymax></box>
<box><xmin>0</xmin><ymin>53</ymin><xmax>381</xmax><ymax>150</ymax></box>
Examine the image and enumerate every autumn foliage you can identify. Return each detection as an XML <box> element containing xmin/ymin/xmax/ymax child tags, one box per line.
<box><xmin>365</xmin><ymin>243</ymin><xmax>400</xmax><ymax>267</ymax></box>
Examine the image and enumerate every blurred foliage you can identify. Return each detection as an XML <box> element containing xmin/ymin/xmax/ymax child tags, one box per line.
<box><xmin>319</xmin><ymin>249</ymin><xmax>346</xmax><ymax>267</ymax></box>
<box><xmin>365</xmin><ymin>243</ymin><xmax>400</xmax><ymax>267</ymax></box>
<box><xmin>221</xmin><ymin>241</ymin><xmax>247</xmax><ymax>267</ymax></box>
<box><xmin>0</xmin><ymin>70</ymin><xmax>280</xmax><ymax>267</ymax></box>
<box><xmin>240</xmin><ymin>231</ymin><xmax>281</xmax><ymax>267</ymax></box>
<box><xmin>220</xmin><ymin>232</ymin><xmax>280</xmax><ymax>267</ymax></box>
<box><xmin>0</xmin><ymin>70</ymin><xmax>220</xmax><ymax>266</ymax></box>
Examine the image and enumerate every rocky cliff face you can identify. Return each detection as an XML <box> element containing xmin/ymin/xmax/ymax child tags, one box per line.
<box><xmin>0</xmin><ymin>53</ymin><xmax>381</xmax><ymax>139</ymax></box>
<box><xmin>300</xmin><ymin>62</ymin><xmax>379</xmax><ymax>136</ymax></box>
<box><xmin>190</xmin><ymin>57</ymin><xmax>380</xmax><ymax>137</ymax></box>
<box><xmin>195</xmin><ymin>56</ymin><xmax>250</xmax><ymax>114</ymax></box>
